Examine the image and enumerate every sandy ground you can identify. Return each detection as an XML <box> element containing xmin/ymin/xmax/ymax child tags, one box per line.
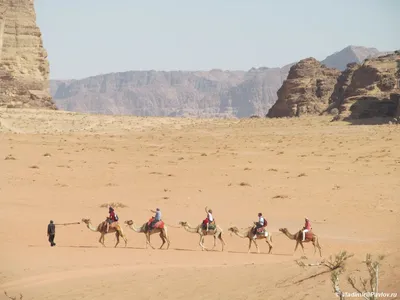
<box><xmin>0</xmin><ymin>108</ymin><xmax>399</xmax><ymax>300</ymax></box>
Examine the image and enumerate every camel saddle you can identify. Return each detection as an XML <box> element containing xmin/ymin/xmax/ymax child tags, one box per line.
<box><xmin>299</xmin><ymin>229</ymin><xmax>313</xmax><ymax>241</ymax></box>
<box><xmin>256</xmin><ymin>227</ymin><xmax>266</xmax><ymax>234</ymax></box>
<box><xmin>202</xmin><ymin>222</ymin><xmax>216</xmax><ymax>232</ymax></box>
<box><xmin>101</xmin><ymin>220</ymin><xmax>119</xmax><ymax>231</ymax></box>
<box><xmin>147</xmin><ymin>217</ymin><xmax>165</xmax><ymax>229</ymax></box>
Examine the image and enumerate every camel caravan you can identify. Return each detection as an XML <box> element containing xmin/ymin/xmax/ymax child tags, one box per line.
<box><xmin>81</xmin><ymin>206</ymin><xmax>322</xmax><ymax>256</ymax></box>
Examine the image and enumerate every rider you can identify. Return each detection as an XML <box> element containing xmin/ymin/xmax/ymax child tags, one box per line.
<box><xmin>203</xmin><ymin>206</ymin><xmax>214</xmax><ymax>231</ymax></box>
<box><xmin>149</xmin><ymin>208</ymin><xmax>161</xmax><ymax>230</ymax></box>
<box><xmin>302</xmin><ymin>217</ymin><xmax>311</xmax><ymax>241</ymax></box>
<box><xmin>106</xmin><ymin>206</ymin><xmax>119</xmax><ymax>233</ymax></box>
<box><xmin>253</xmin><ymin>212</ymin><xmax>265</xmax><ymax>237</ymax></box>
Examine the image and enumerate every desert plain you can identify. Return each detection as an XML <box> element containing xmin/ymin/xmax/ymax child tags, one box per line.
<box><xmin>0</xmin><ymin>108</ymin><xmax>399</xmax><ymax>299</ymax></box>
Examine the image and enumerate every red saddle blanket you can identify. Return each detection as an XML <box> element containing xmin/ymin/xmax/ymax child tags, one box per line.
<box><xmin>147</xmin><ymin>217</ymin><xmax>165</xmax><ymax>229</ymax></box>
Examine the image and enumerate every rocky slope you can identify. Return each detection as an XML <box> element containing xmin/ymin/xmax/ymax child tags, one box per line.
<box><xmin>266</xmin><ymin>58</ymin><xmax>341</xmax><ymax>117</ymax></box>
<box><xmin>0</xmin><ymin>0</ymin><xmax>55</xmax><ymax>109</ymax></box>
<box><xmin>328</xmin><ymin>52</ymin><xmax>400</xmax><ymax>119</ymax></box>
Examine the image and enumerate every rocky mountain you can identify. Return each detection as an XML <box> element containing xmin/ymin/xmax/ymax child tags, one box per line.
<box><xmin>266</xmin><ymin>58</ymin><xmax>341</xmax><ymax>117</ymax></box>
<box><xmin>50</xmin><ymin>46</ymin><xmax>387</xmax><ymax>118</ymax></box>
<box><xmin>52</xmin><ymin>65</ymin><xmax>293</xmax><ymax>118</ymax></box>
<box><xmin>328</xmin><ymin>52</ymin><xmax>400</xmax><ymax>120</ymax></box>
<box><xmin>321</xmin><ymin>45</ymin><xmax>390</xmax><ymax>71</ymax></box>
<box><xmin>0</xmin><ymin>0</ymin><xmax>56</xmax><ymax>109</ymax></box>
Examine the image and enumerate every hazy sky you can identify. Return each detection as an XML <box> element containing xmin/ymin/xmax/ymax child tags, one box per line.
<box><xmin>34</xmin><ymin>0</ymin><xmax>399</xmax><ymax>80</ymax></box>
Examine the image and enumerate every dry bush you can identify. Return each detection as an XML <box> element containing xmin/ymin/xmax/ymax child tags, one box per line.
<box><xmin>4</xmin><ymin>291</ymin><xmax>23</xmax><ymax>300</ymax></box>
<box><xmin>295</xmin><ymin>251</ymin><xmax>386</xmax><ymax>300</ymax></box>
<box><xmin>99</xmin><ymin>202</ymin><xmax>128</xmax><ymax>209</ymax></box>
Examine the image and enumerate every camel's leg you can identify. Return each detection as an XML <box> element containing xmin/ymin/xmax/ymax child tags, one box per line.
<box><xmin>146</xmin><ymin>232</ymin><xmax>155</xmax><ymax>249</ymax></box>
<box><xmin>254</xmin><ymin>239</ymin><xmax>260</xmax><ymax>254</ymax></box>
<box><xmin>159</xmin><ymin>232</ymin><xmax>166</xmax><ymax>249</ymax></box>
<box><xmin>266</xmin><ymin>238</ymin><xmax>273</xmax><ymax>254</ymax></box>
<box><xmin>293</xmin><ymin>241</ymin><xmax>299</xmax><ymax>254</ymax></box>
<box><xmin>210</xmin><ymin>235</ymin><xmax>217</xmax><ymax>251</ymax></box>
<box><xmin>247</xmin><ymin>238</ymin><xmax>252</xmax><ymax>253</ymax></box>
<box><xmin>199</xmin><ymin>235</ymin><xmax>207</xmax><ymax>251</ymax></box>
<box><xmin>114</xmin><ymin>232</ymin><xmax>120</xmax><ymax>248</ymax></box>
<box><xmin>122</xmin><ymin>233</ymin><xmax>128</xmax><ymax>247</ymax></box>
<box><xmin>218</xmin><ymin>233</ymin><xmax>225</xmax><ymax>252</ymax></box>
<box><xmin>99</xmin><ymin>233</ymin><xmax>106</xmax><ymax>247</ymax></box>
<box><xmin>315</xmin><ymin>237</ymin><xmax>322</xmax><ymax>257</ymax></box>
<box><xmin>299</xmin><ymin>242</ymin><xmax>305</xmax><ymax>255</ymax></box>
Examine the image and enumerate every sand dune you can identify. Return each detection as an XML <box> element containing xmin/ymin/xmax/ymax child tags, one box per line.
<box><xmin>0</xmin><ymin>108</ymin><xmax>399</xmax><ymax>299</ymax></box>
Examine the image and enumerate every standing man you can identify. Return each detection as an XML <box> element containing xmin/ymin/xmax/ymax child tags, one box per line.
<box><xmin>47</xmin><ymin>220</ymin><xmax>56</xmax><ymax>247</ymax></box>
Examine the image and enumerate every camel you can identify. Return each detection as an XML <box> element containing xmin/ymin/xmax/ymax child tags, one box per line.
<box><xmin>279</xmin><ymin>227</ymin><xmax>322</xmax><ymax>257</ymax></box>
<box><xmin>81</xmin><ymin>218</ymin><xmax>127</xmax><ymax>248</ymax></box>
<box><xmin>124</xmin><ymin>219</ymin><xmax>170</xmax><ymax>250</ymax></box>
<box><xmin>228</xmin><ymin>225</ymin><xmax>273</xmax><ymax>254</ymax></box>
<box><xmin>178</xmin><ymin>221</ymin><xmax>226</xmax><ymax>251</ymax></box>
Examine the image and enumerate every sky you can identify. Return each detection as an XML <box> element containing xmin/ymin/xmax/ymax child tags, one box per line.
<box><xmin>34</xmin><ymin>0</ymin><xmax>400</xmax><ymax>80</ymax></box>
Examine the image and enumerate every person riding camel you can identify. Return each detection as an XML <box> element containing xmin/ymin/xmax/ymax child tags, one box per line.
<box><xmin>302</xmin><ymin>217</ymin><xmax>311</xmax><ymax>241</ymax></box>
<box><xmin>106</xmin><ymin>206</ymin><xmax>119</xmax><ymax>233</ymax></box>
<box><xmin>149</xmin><ymin>208</ymin><xmax>161</xmax><ymax>230</ymax></box>
<box><xmin>202</xmin><ymin>206</ymin><xmax>214</xmax><ymax>231</ymax></box>
<box><xmin>253</xmin><ymin>212</ymin><xmax>266</xmax><ymax>238</ymax></box>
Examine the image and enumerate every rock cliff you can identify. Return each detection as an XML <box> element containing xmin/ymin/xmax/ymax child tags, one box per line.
<box><xmin>0</xmin><ymin>0</ymin><xmax>55</xmax><ymax>109</ymax></box>
<box><xmin>266</xmin><ymin>58</ymin><xmax>340</xmax><ymax>117</ymax></box>
<box><xmin>52</xmin><ymin>65</ymin><xmax>293</xmax><ymax>118</ymax></box>
<box><xmin>328</xmin><ymin>52</ymin><xmax>400</xmax><ymax>119</ymax></box>
<box><xmin>50</xmin><ymin>46</ymin><xmax>385</xmax><ymax>118</ymax></box>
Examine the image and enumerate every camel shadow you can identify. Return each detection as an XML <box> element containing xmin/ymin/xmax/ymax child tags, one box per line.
<box><xmin>227</xmin><ymin>250</ymin><xmax>292</xmax><ymax>256</ymax></box>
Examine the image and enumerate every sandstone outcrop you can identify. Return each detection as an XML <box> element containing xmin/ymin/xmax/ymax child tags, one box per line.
<box><xmin>328</xmin><ymin>52</ymin><xmax>400</xmax><ymax>119</ymax></box>
<box><xmin>266</xmin><ymin>58</ymin><xmax>340</xmax><ymax>117</ymax></box>
<box><xmin>0</xmin><ymin>0</ymin><xmax>56</xmax><ymax>109</ymax></box>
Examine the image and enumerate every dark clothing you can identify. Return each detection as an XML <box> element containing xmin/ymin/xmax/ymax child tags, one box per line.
<box><xmin>48</xmin><ymin>223</ymin><xmax>55</xmax><ymax>235</ymax></box>
<box><xmin>48</xmin><ymin>234</ymin><xmax>55</xmax><ymax>246</ymax></box>
<box><xmin>47</xmin><ymin>223</ymin><xmax>56</xmax><ymax>246</ymax></box>
<box><xmin>109</xmin><ymin>211</ymin><xmax>118</xmax><ymax>222</ymax></box>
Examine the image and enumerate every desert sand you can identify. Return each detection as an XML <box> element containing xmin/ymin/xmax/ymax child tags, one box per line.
<box><xmin>0</xmin><ymin>108</ymin><xmax>399</xmax><ymax>300</ymax></box>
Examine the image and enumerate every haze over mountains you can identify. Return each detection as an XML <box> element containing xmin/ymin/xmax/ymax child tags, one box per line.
<box><xmin>50</xmin><ymin>46</ymin><xmax>392</xmax><ymax>118</ymax></box>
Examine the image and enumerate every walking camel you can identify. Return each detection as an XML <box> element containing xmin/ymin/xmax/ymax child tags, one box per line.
<box><xmin>81</xmin><ymin>218</ymin><xmax>127</xmax><ymax>248</ymax></box>
<box><xmin>178</xmin><ymin>221</ymin><xmax>226</xmax><ymax>251</ymax></box>
<box><xmin>124</xmin><ymin>219</ymin><xmax>170</xmax><ymax>250</ymax></box>
<box><xmin>279</xmin><ymin>227</ymin><xmax>322</xmax><ymax>257</ymax></box>
<box><xmin>228</xmin><ymin>225</ymin><xmax>273</xmax><ymax>254</ymax></box>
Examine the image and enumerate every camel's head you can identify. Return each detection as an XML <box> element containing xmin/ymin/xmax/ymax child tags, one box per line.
<box><xmin>227</xmin><ymin>227</ymin><xmax>238</xmax><ymax>233</ymax></box>
<box><xmin>279</xmin><ymin>228</ymin><xmax>288</xmax><ymax>234</ymax></box>
<box><xmin>81</xmin><ymin>218</ymin><xmax>91</xmax><ymax>224</ymax></box>
<box><xmin>178</xmin><ymin>221</ymin><xmax>187</xmax><ymax>227</ymax></box>
<box><xmin>124</xmin><ymin>220</ymin><xmax>133</xmax><ymax>226</ymax></box>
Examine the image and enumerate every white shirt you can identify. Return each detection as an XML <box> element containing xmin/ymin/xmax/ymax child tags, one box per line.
<box><xmin>208</xmin><ymin>212</ymin><xmax>214</xmax><ymax>222</ymax></box>
<box><xmin>259</xmin><ymin>216</ymin><xmax>264</xmax><ymax>225</ymax></box>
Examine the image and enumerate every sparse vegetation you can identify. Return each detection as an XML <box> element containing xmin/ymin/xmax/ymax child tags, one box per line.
<box><xmin>239</xmin><ymin>182</ymin><xmax>251</xmax><ymax>187</ymax></box>
<box><xmin>99</xmin><ymin>202</ymin><xmax>128</xmax><ymax>209</ymax></box>
<box><xmin>294</xmin><ymin>251</ymin><xmax>387</xmax><ymax>300</ymax></box>
<box><xmin>4</xmin><ymin>291</ymin><xmax>23</xmax><ymax>300</ymax></box>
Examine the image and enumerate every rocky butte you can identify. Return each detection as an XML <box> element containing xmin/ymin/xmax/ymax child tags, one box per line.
<box><xmin>0</xmin><ymin>0</ymin><xmax>56</xmax><ymax>109</ymax></box>
<box><xmin>327</xmin><ymin>52</ymin><xmax>400</xmax><ymax>120</ymax></box>
<box><xmin>266</xmin><ymin>58</ymin><xmax>341</xmax><ymax>117</ymax></box>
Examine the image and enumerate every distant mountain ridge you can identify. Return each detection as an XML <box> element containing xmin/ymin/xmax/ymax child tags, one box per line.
<box><xmin>50</xmin><ymin>45</ymin><xmax>391</xmax><ymax>118</ymax></box>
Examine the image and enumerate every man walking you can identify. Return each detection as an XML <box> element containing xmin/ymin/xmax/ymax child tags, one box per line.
<box><xmin>47</xmin><ymin>220</ymin><xmax>56</xmax><ymax>247</ymax></box>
